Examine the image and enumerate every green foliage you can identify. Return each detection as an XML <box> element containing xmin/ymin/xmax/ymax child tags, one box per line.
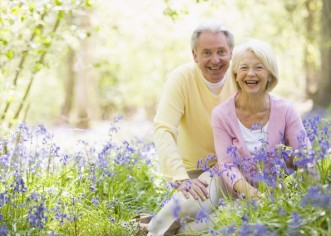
<box><xmin>0</xmin><ymin>119</ymin><xmax>171</xmax><ymax>235</ymax></box>
<box><xmin>0</xmin><ymin>0</ymin><xmax>92</xmax><ymax>130</ymax></box>
<box><xmin>0</xmin><ymin>115</ymin><xmax>330</xmax><ymax>235</ymax></box>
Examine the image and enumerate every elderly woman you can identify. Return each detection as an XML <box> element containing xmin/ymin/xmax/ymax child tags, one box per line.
<box><xmin>212</xmin><ymin>39</ymin><xmax>311</xmax><ymax>198</ymax></box>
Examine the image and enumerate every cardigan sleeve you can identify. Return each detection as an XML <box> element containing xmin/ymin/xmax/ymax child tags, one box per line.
<box><xmin>212</xmin><ymin>104</ymin><xmax>245</xmax><ymax>191</ymax></box>
<box><xmin>284</xmin><ymin>102</ymin><xmax>310</xmax><ymax>150</ymax></box>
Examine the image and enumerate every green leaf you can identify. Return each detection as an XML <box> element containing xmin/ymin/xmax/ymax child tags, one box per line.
<box><xmin>85</xmin><ymin>0</ymin><xmax>93</xmax><ymax>8</ymax></box>
<box><xmin>57</xmin><ymin>11</ymin><xmax>64</xmax><ymax>19</ymax></box>
<box><xmin>6</xmin><ymin>50</ymin><xmax>13</xmax><ymax>59</ymax></box>
<box><xmin>55</xmin><ymin>0</ymin><xmax>62</xmax><ymax>6</ymax></box>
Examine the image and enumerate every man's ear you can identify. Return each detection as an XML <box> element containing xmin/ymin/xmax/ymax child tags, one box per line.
<box><xmin>192</xmin><ymin>50</ymin><xmax>198</xmax><ymax>63</ymax></box>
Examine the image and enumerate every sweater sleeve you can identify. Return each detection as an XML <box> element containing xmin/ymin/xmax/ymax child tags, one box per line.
<box><xmin>212</xmin><ymin>104</ymin><xmax>244</xmax><ymax>191</ymax></box>
<box><xmin>284</xmin><ymin>102</ymin><xmax>311</xmax><ymax>149</ymax></box>
<box><xmin>154</xmin><ymin>71</ymin><xmax>189</xmax><ymax>181</ymax></box>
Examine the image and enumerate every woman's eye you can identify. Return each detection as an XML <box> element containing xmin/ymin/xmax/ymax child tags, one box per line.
<box><xmin>218</xmin><ymin>50</ymin><xmax>226</xmax><ymax>56</ymax></box>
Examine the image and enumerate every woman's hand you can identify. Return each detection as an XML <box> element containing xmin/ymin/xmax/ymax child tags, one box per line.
<box><xmin>233</xmin><ymin>178</ymin><xmax>262</xmax><ymax>199</ymax></box>
<box><xmin>176</xmin><ymin>178</ymin><xmax>209</xmax><ymax>200</ymax></box>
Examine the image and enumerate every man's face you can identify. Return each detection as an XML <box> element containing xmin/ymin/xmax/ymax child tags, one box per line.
<box><xmin>192</xmin><ymin>31</ymin><xmax>232</xmax><ymax>83</ymax></box>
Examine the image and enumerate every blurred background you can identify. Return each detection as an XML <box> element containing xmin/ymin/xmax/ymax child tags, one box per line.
<box><xmin>0</xmin><ymin>0</ymin><xmax>330</xmax><ymax>143</ymax></box>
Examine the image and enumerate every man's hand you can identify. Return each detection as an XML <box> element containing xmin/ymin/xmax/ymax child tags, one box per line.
<box><xmin>176</xmin><ymin>178</ymin><xmax>209</xmax><ymax>200</ymax></box>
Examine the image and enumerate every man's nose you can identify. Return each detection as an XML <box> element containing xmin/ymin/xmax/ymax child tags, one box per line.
<box><xmin>210</xmin><ymin>53</ymin><xmax>220</xmax><ymax>64</ymax></box>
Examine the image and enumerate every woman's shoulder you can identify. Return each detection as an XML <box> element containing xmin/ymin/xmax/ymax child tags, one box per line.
<box><xmin>270</xmin><ymin>94</ymin><xmax>295</xmax><ymax>110</ymax></box>
<box><xmin>270</xmin><ymin>94</ymin><xmax>299</xmax><ymax>119</ymax></box>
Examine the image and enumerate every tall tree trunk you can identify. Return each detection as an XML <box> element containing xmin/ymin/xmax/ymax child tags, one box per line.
<box><xmin>61</xmin><ymin>48</ymin><xmax>75</xmax><ymax>121</ymax></box>
<box><xmin>315</xmin><ymin>0</ymin><xmax>331</xmax><ymax>108</ymax></box>
<box><xmin>304</xmin><ymin>0</ymin><xmax>319</xmax><ymax>100</ymax></box>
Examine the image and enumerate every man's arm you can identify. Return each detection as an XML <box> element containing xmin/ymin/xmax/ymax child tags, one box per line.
<box><xmin>153</xmin><ymin>73</ymin><xmax>189</xmax><ymax>181</ymax></box>
<box><xmin>154</xmin><ymin>69</ymin><xmax>209</xmax><ymax>200</ymax></box>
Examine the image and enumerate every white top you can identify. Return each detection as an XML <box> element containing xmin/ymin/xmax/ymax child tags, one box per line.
<box><xmin>203</xmin><ymin>76</ymin><xmax>226</xmax><ymax>95</ymax></box>
<box><xmin>238</xmin><ymin>119</ymin><xmax>269</xmax><ymax>154</ymax></box>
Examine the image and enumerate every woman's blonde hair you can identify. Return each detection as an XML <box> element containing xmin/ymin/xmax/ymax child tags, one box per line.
<box><xmin>231</xmin><ymin>39</ymin><xmax>278</xmax><ymax>92</ymax></box>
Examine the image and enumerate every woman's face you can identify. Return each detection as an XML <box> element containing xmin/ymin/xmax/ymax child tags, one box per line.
<box><xmin>236</xmin><ymin>50</ymin><xmax>271</xmax><ymax>96</ymax></box>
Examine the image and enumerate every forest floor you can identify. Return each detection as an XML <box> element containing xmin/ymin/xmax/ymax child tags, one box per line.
<box><xmin>49</xmin><ymin>115</ymin><xmax>154</xmax><ymax>152</ymax></box>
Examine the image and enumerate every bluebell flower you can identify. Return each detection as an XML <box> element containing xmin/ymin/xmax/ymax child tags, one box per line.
<box><xmin>13</xmin><ymin>176</ymin><xmax>28</xmax><ymax>193</ymax></box>
<box><xmin>36</xmin><ymin>124</ymin><xmax>47</xmax><ymax>134</ymax></box>
<box><xmin>238</xmin><ymin>222</ymin><xmax>254</xmax><ymax>236</ymax></box>
<box><xmin>0</xmin><ymin>192</ymin><xmax>9</xmax><ymax>208</ymax></box>
<box><xmin>213</xmin><ymin>224</ymin><xmax>236</xmax><ymax>235</ymax></box>
<box><xmin>171</xmin><ymin>197</ymin><xmax>181</xmax><ymax>219</ymax></box>
<box><xmin>91</xmin><ymin>196</ymin><xmax>100</xmax><ymax>206</ymax></box>
<box><xmin>0</xmin><ymin>223</ymin><xmax>7</xmax><ymax>235</ymax></box>
<box><xmin>128</xmin><ymin>175</ymin><xmax>134</xmax><ymax>181</ymax></box>
<box><xmin>241</xmin><ymin>215</ymin><xmax>248</xmax><ymax>223</ymax></box>
<box><xmin>0</xmin><ymin>154</ymin><xmax>9</xmax><ymax>167</ymax></box>
<box><xmin>286</xmin><ymin>212</ymin><xmax>301</xmax><ymax>236</ymax></box>
<box><xmin>27</xmin><ymin>202</ymin><xmax>48</xmax><ymax>229</ymax></box>
<box><xmin>90</xmin><ymin>184</ymin><xmax>96</xmax><ymax>192</ymax></box>
<box><xmin>218</xmin><ymin>198</ymin><xmax>226</xmax><ymax>207</ymax></box>
<box><xmin>301</xmin><ymin>185</ymin><xmax>331</xmax><ymax>211</ymax></box>
<box><xmin>60</xmin><ymin>154</ymin><xmax>70</xmax><ymax>166</ymax></box>
<box><xmin>277</xmin><ymin>207</ymin><xmax>286</xmax><ymax>217</ymax></box>
<box><xmin>110</xmin><ymin>216</ymin><xmax>115</xmax><ymax>223</ymax></box>
<box><xmin>195</xmin><ymin>210</ymin><xmax>209</xmax><ymax>223</ymax></box>
<box><xmin>53</xmin><ymin>206</ymin><xmax>68</xmax><ymax>225</ymax></box>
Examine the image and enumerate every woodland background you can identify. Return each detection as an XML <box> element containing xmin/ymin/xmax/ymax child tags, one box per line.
<box><xmin>0</xmin><ymin>0</ymin><xmax>330</xmax><ymax>132</ymax></box>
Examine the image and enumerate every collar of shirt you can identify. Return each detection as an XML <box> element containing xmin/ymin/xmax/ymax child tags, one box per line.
<box><xmin>202</xmin><ymin>76</ymin><xmax>226</xmax><ymax>95</ymax></box>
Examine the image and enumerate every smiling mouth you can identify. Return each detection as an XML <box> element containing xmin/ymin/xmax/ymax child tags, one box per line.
<box><xmin>208</xmin><ymin>66</ymin><xmax>221</xmax><ymax>71</ymax></box>
<box><xmin>245</xmin><ymin>80</ymin><xmax>258</xmax><ymax>85</ymax></box>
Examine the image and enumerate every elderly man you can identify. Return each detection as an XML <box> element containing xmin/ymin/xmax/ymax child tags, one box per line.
<box><xmin>147</xmin><ymin>21</ymin><xmax>237</xmax><ymax>235</ymax></box>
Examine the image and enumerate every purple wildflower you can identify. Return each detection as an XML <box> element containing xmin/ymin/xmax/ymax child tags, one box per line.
<box><xmin>239</xmin><ymin>223</ymin><xmax>271</xmax><ymax>236</ymax></box>
<box><xmin>218</xmin><ymin>198</ymin><xmax>226</xmax><ymax>207</ymax></box>
<box><xmin>27</xmin><ymin>202</ymin><xmax>48</xmax><ymax>229</ymax></box>
<box><xmin>195</xmin><ymin>210</ymin><xmax>209</xmax><ymax>223</ymax></box>
<box><xmin>0</xmin><ymin>223</ymin><xmax>7</xmax><ymax>235</ymax></box>
<box><xmin>286</xmin><ymin>212</ymin><xmax>301</xmax><ymax>236</ymax></box>
<box><xmin>110</xmin><ymin>216</ymin><xmax>115</xmax><ymax>223</ymax></box>
<box><xmin>52</xmin><ymin>206</ymin><xmax>68</xmax><ymax>225</ymax></box>
<box><xmin>301</xmin><ymin>185</ymin><xmax>331</xmax><ymax>211</ymax></box>
<box><xmin>216</xmin><ymin>224</ymin><xmax>236</xmax><ymax>235</ymax></box>
<box><xmin>13</xmin><ymin>176</ymin><xmax>28</xmax><ymax>194</ymax></box>
<box><xmin>91</xmin><ymin>196</ymin><xmax>100</xmax><ymax>206</ymax></box>
<box><xmin>0</xmin><ymin>192</ymin><xmax>9</xmax><ymax>208</ymax></box>
<box><xmin>172</xmin><ymin>197</ymin><xmax>181</xmax><ymax>220</ymax></box>
<box><xmin>241</xmin><ymin>215</ymin><xmax>249</xmax><ymax>223</ymax></box>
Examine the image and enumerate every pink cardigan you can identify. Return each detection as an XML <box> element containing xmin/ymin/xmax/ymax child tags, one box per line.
<box><xmin>211</xmin><ymin>94</ymin><xmax>310</xmax><ymax>192</ymax></box>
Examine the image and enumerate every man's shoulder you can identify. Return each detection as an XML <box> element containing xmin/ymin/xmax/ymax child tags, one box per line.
<box><xmin>169</xmin><ymin>62</ymin><xmax>198</xmax><ymax>81</ymax></box>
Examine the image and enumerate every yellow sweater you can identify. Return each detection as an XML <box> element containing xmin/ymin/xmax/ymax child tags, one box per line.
<box><xmin>154</xmin><ymin>63</ymin><xmax>237</xmax><ymax>181</ymax></box>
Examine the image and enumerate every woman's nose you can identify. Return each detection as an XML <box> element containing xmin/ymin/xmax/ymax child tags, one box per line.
<box><xmin>247</xmin><ymin>67</ymin><xmax>255</xmax><ymax>76</ymax></box>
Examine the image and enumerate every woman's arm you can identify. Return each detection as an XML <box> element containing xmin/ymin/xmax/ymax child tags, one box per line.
<box><xmin>212</xmin><ymin>107</ymin><xmax>245</xmax><ymax>192</ymax></box>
